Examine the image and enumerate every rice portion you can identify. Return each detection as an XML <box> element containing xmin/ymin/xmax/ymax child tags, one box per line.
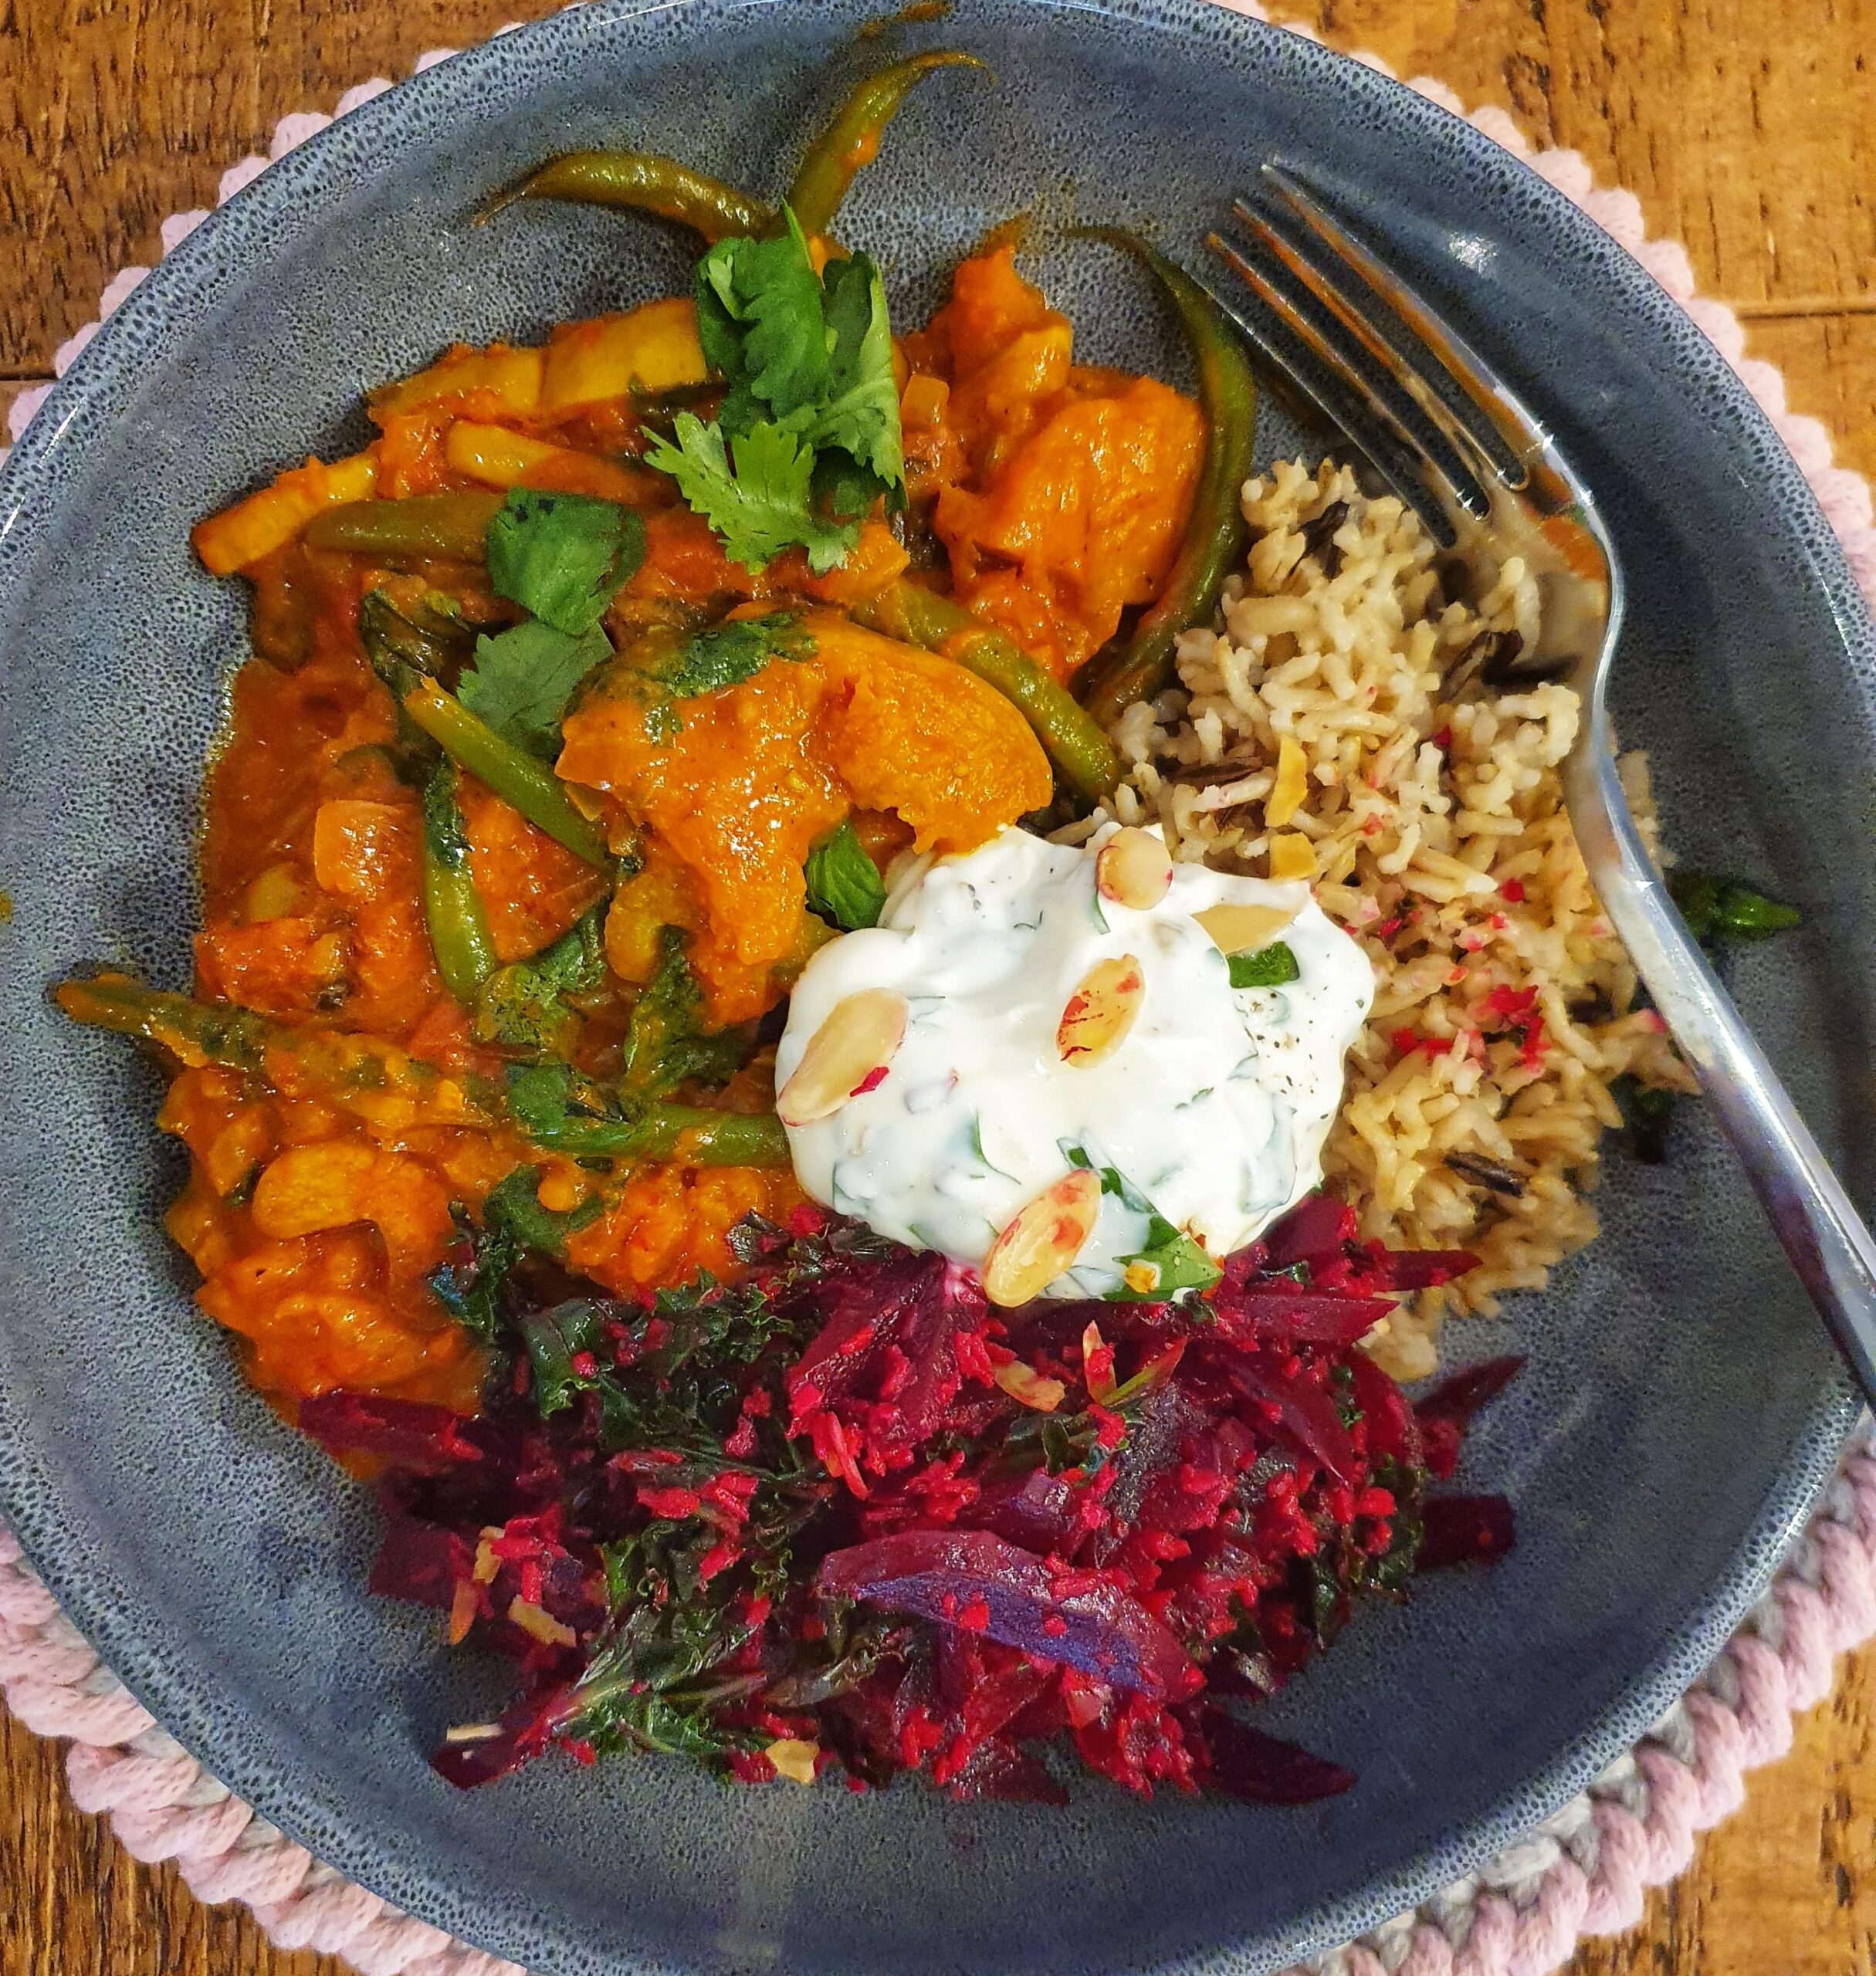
<box><xmin>1089</xmin><ymin>459</ymin><xmax>1692</xmax><ymax>1379</ymax></box>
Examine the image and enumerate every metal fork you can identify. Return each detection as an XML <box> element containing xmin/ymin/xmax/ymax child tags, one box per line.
<box><xmin>1204</xmin><ymin>164</ymin><xmax>1876</xmax><ymax>1406</ymax></box>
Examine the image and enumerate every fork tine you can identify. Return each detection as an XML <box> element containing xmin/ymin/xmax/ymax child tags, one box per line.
<box><xmin>1203</xmin><ymin>231</ymin><xmax>1458</xmax><ymax>544</ymax></box>
<box><xmin>1259</xmin><ymin>164</ymin><xmax>1535</xmax><ymax>490</ymax></box>
<box><xmin>1229</xmin><ymin>197</ymin><xmax>1492</xmax><ymax>512</ymax></box>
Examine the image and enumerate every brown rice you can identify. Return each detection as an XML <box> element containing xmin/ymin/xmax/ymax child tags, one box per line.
<box><xmin>1068</xmin><ymin>458</ymin><xmax>1693</xmax><ymax>1379</ymax></box>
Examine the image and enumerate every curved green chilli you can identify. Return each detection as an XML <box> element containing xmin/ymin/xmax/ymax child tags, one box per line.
<box><xmin>1078</xmin><ymin>232</ymin><xmax>1258</xmax><ymax>730</ymax></box>
<box><xmin>856</xmin><ymin>582</ymin><xmax>1119</xmax><ymax>808</ymax></box>
<box><xmin>784</xmin><ymin>51</ymin><xmax>985</xmax><ymax>239</ymax></box>
<box><xmin>483</xmin><ymin>152</ymin><xmax>774</xmax><ymax>243</ymax></box>
<box><xmin>422</xmin><ymin>759</ymin><xmax>500</xmax><ymax>1003</ymax></box>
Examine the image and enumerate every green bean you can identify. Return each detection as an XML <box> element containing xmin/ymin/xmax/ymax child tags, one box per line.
<box><xmin>52</xmin><ymin>977</ymin><xmax>787</xmax><ymax>1167</ymax></box>
<box><xmin>422</xmin><ymin>760</ymin><xmax>500</xmax><ymax>1003</ymax></box>
<box><xmin>483</xmin><ymin>151</ymin><xmax>774</xmax><ymax>243</ymax></box>
<box><xmin>1078</xmin><ymin>232</ymin><xmax>1258</xmax><ymax>730</ymax></box>
<box><xmin>855</xmin><ymin>582</ymin><xmax>1120</xmax><ymax>807</ymax></box>
<box><xmin>785</xmin><ymin>51</ymin><xmax>985</xmax><ymax>240</ymax></box>
<box><xmin>306</xmin><ymin>493</ymin><xmax>504</xmax><ymax>562</ymax></box>
<box><xmin>52</xmin><ymin>977</ymin><xmax>490</xmax><ymax>1129</ymax></box>
<box><xmin>398</xmin><ymin>676</ymin><xmax>610</xmax><ymax>868</ymax></box>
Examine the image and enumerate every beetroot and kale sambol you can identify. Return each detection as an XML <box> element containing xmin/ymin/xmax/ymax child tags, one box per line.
<box><xmin>66</xmin><ymin>46</ymin><xmax>1732</xmax><ymax>1805</ymax></box>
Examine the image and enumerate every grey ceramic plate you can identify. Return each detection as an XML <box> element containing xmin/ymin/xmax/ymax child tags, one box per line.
<box><xmin>1</xmin><ymin>2</ymin><xmax>1871</xmax><ymax>1971</ymax></box>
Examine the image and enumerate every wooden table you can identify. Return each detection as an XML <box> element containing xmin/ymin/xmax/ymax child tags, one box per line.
<box><xmin>2</xmin><ymin>2</ymin><xmax>1872</xmax><ymax>1971</ymax></box>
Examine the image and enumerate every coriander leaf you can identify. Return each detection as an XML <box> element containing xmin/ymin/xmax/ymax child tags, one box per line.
<box><xmin>474</xmin><ymin>909</ymin><xmax>607</xmax><ymax>1057</ymax></box>
<box><xmin>458</xmin><ymin>619</ymin><xmax>611</xmax><ymax>756</ymax></box>
<box><xmin>806</xmin><ymin>251</ymin><xmax>905</xmax><ymax>491</ymax></box>
<box><xmin>804</xmin><ymin>820</ymin><xmax>886</xmax><ymax>930</ymax></box>
<box><xmin>696</xmin><ymin>209</ymin><xmax>830</xmax><ymax>429</ymax></box>
<box><xmin>657</xmin><ymin>614</ymin><xmax>815</xmax><ymax>699</ymax></box>
<box><xmin>643</xmin><ymin>414</ymin><xmax>858</xmax><ymax>574</ymax></box>
<box><xmin>484</xmin><ymin>490</ymin><xmax>646</xmax><ymax>634</ymax></box>
<box><xmin>1228</xmin><ymin>941</ymin><xmax>1301</xmax><ymax>989</ymax></box>
<box><xmin>621</xmin><ymin>928</ymin><xmax>755</xmax><ymax>1101</ymax></box>
<box><xmin>1668</xmin><ymin>869</ymin><xmax>1802</xmax><ymax>944</ymax></box>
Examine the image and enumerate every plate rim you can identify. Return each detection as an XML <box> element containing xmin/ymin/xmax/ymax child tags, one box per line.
<box><xmin>0</xmin><ymin>0</ymin><xmax>1869</xmax><ymax>1968</ymax></box>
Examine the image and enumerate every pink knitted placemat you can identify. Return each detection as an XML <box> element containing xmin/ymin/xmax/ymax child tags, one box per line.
<box><xmin>5</xmin><ymin>8</ymin><xmax>1876</xmax><ymax>1975</ymax></box>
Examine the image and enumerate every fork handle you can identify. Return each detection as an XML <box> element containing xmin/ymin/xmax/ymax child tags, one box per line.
<box><xmin>1566</xmin><ymin>741</ymin><xmax>1876</xmax><ymax>1404</ymax></box>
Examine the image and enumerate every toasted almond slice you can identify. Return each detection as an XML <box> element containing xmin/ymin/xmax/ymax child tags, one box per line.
<box><xmin>1095</xmin><ymin>827</ymin><xmax>1174</xmax><ymax>910</ymax></box>
<box><xmin>777</xmin><ymin>988</ymin><xmax>909</xmax><ymax>1126</ymax></box>
<box><xmin>1057</xmin><ymin>954</ymin><xmax>1145</xmax><ymax>1065</ymax></box>
<box><xmin>1268</xmin><ymin>832</ymin><xmax>1317</xmax><ymax>882</ymax></box>
<box><xmin>1194</xmin><ymin>899</ymin><xmax>1301</xmax><ymax>957</ymax></box>
<box><xmin>764</xmin><ymin>1737</ymin><xmax>821</xmax><ymax>1785</ymax></box>
<box><xmin>993</xmin><ymin>1360</ymin><xmax>1068</xmax><ymax>1413</ymax></box>
<box><xmin>983</xmin><ymin>1168</ymin><xmax>1102</xmax><ymax>1308</ymax></box>
<box><xmin>1266</xmin><ymin>735</ymin><xmax>1309</xmax><ymax>828</ymax></box>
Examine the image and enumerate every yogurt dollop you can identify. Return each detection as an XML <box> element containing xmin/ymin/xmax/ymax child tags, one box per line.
<box><xmin>777</xmin><ymin>824</ymin><xmax>1374</xmax><ymax>1299</ymax></box>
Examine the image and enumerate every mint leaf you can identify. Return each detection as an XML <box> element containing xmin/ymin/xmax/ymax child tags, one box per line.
<box><xmin>458</xmin><ymin>618</ymin><xmax>612</xmax><ymax>756</ymax></box>
<box><xmin>484</xmin><ymin>490</ymin><xmax>645</xmax><ymax>635</ymax></box>
<box><xmin>804</xmin><ymin>821</ymin><xmax>886</xmax><ymax>930</ymax></box>
<box><xmin>1228</xmin><ymin>941</ymin><xmax>1301</xmax><ymax>989</ymax></box>
<box><xmin>659</xmin><ymin>613</ymin><xmax>815</xmax><ymax>699</ymax></box>
<box><xmin>643</xmin><ymin>414</ymin><xmax>858</xmax><ymax>574</ymax></box>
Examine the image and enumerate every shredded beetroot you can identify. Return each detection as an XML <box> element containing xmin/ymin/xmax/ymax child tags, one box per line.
<box><xmin>301</xmin><ymin>1195</ymin><xmax>1516</xmax><ymax>1804</ymax></box>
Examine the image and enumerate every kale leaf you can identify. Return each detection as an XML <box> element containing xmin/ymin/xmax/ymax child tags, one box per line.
<box><xmin>473</xmin><ymin>910</ymin><xmax>608</xmax><ymax>1057</ymax></box>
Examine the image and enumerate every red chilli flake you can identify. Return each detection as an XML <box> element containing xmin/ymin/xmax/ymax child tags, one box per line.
<box><xmin>851</xmin><ymin>1065</ymin><xmax>890</xmax><ymax>1097</ymax></box>
<box><xmin>1498</xmin><ymin>878</ymin><xmax>1526</xmax><ymax>902</ymax></box>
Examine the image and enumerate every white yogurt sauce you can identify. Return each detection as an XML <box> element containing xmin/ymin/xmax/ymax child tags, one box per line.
<box><xmin>777</xmin><ymin>824</ymin><xmax>1374</xmax><ymax>1299</ymax></box>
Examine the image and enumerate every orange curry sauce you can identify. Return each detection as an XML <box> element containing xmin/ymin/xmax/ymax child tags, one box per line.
<box><xmin>174</xmin><ymin>246</ymin><xmax>1199</xmax><ymax>1417</ymax></box>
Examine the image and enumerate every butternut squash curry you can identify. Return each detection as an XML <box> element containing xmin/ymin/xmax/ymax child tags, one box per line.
<box><xmin>56</xmin><ymin>52</ymin><xmax>1514</xmax><ymax>1800</ymax></box>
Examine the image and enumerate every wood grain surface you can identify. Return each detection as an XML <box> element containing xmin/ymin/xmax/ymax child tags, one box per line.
<box><xmin>2</xmin><ymin>2</ymin><xmax>1872</xmax><ymax>1973</ymax></box>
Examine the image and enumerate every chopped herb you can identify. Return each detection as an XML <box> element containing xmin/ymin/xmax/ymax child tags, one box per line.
<box><xmin>457</xmin><ymin>618</ymin><xmax>612</xmax><ymax>757</ymax></box>
<box><xmin>1611</xmin><ymin>1073</ymin><xmax>1678</xmax><ymax>1165</ymax></box>
<box><xmin>1228</xmin><ymin>941</ymin><xmax>1300</xmax><ymax>989</ymax></box>
<box><xmin>621</xmin><ymin>929</ymin><xmax>755</xmax><ymax>1101</ymax></box>
<box><xmin>484</xmin><ymin>489</ymin><xmax>647</xmax><ymax>634</ymax></box>
<box><xmin>1669</xmin><ymin>869</ymin><xmax>1802</xmax><ymax>945</ymax></box>
<box><xmin>657</xmin><ymin>613</ymin><xmax>815</xmax><ymax>700</ymax></box>
<box><xmin>644</xmin><ymin>206</ymin><xmax>904</xmax><ymax>573</ymax></box>
<box><xmin>804</xmin><ymin>820</ymin><xmax>886</xmax><ymax>930</ymax></box>
<box><xmin>506</xmin><ymin>1061</ymin><xmax>645</xmax><ymax>1156</ymax></box>
<box><xmin>1062</xmin><ymin>1140</ymin><xmax>1223</xmax><ymax>1300</ymax></box>
<box><xmin>473</xmin><ymin>909</ymin><xmax>607</xmax><ymax>1057</ymax></box>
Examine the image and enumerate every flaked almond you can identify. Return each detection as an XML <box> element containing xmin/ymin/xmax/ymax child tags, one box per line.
<box><xmin>1057</xmin><ymin>954</ymin><xmax>1145</xmax><ymax>1065</ymax></box>
<box><xmin>764</xmin><ymin>1737</ymin><xmax>821</xmax><ymax>1785</ymax></box>
<box><xmin>983</xmin><ymin>1168</ymin><xmax>1102</xmax><ymax>1308</ymax></box>
<box><xmin>1194</xmin><ymin>899</ymin><xmax>1300</xmax><ymax>958</ymax></box>
<box><xmin>777</xmin><ymin>988</ymin><xmax>909</xmax><ymax>1126</ymax></box>
<box><xmin>1266</xmin><ymin>734</ymin><xmax>1309</xmax><ymax>828</ymax></box>
<box><xmin>1095</xmin><ymin>826</ymin><xmax>1173</xmax><ymax>910</ymax></box>
<box><xmin>993</xmin><ymin>1359</ymin><xmax>1068</xmax><ymax>1413</ymax></box>
<box><xmin>1268</xmin><ymin>832</ymin><xmax>1316</xmax><ymax>882</ymax></box>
